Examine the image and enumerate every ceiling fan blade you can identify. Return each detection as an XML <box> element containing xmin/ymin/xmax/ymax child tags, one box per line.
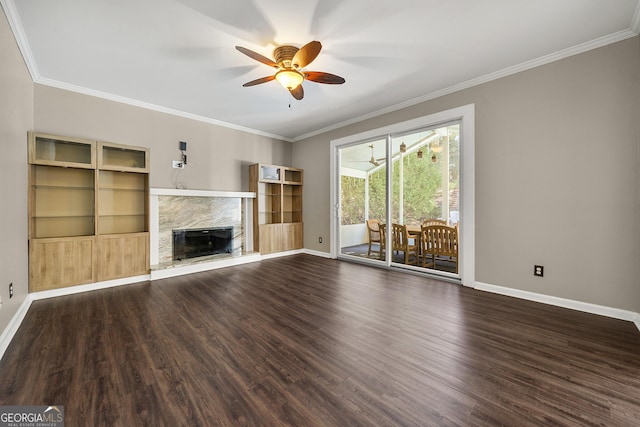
<box><xmin>292</xmin><ymin>41</ymin><xmax>322</xmax><ymax>69</ymax></box>
<box><xmin>304</xmin><ymin>71</ymin><xmax>345</xmax><ymax>84</ymax></box>
<box><xmin>235</xmin><ymin>46</ymin><xmax>278</xmax><ymax>68</ymax></box>
<box><xmin>242</xmin><ymin>75</ymin><xmax>275</xmax><ymax>87</ymax></box>
<box><xmin>290</xmin><ymin>84</ymin><xmax>304</xmax><ymax>100</ymax></box>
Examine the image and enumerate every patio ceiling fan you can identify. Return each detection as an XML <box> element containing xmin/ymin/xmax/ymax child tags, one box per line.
<box><xmin>367</xmin><ymin>144</ymin><xmax>385</xmax><ymax>166</ymax></box>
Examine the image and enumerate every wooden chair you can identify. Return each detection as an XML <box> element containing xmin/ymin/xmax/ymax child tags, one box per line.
<box><xmin>391</xmin><ymin>223</ymin><xmax>419</xmax><ymax>265</ymax></box>
<box><xmin>422</xmin><ymin>218</ymin><xmax>447</xmax><ymax>227</ymax></box>
<box><xmin>420</xmin><ymin>224</ymin><xmax>458</xmax><ymax>273</ymax></box>
<box><xmin>366</xmin><ymin>219</ymin><xmax>382</xmax><ymax>257</ymax></box>
<box><xmin>379</xmin><ymin>223</ymin><xmax>387</xmax><ymax>260</ymax></box>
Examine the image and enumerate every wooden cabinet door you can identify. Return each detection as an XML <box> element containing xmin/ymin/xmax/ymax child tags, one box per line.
<box><xmin>97</xmin><ymin>233</ymin><xmax>149</xmax><ymax>281</ymax></box>
<box><xmin>29</xmin><ymin>237</ymin><xmax>97</xmax><ymax>291</ymax></box>
<box><xmin>28</xmin><ymin>132</ymin><xmax>96</xmax><ymax>168</ymax></box>
<box><xmin>98</xmin><ymin>141</ymin><xmax>149</xmax><ymax>172</ymax></box>
<box><xmin>258</xmin><ymin>224</ymin><xmax>283</xmax><ymax>254</ymax></box>
<box><xmin>282</xmin><ymin>223</ymin><xmax>303</xmax><ymax>251</ymax></box>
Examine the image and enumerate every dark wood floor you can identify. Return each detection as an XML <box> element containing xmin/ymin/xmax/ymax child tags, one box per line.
<box><xmin>1</xmin><ymin>254</ymin><xmax>639</xmax><ymax>426</ymax></box>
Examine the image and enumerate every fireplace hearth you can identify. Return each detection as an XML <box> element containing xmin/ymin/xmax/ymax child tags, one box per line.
<box><xmin>173</xmin><ymin>227</ymin><xmax>233</xmax><ymax>261</ymax></box>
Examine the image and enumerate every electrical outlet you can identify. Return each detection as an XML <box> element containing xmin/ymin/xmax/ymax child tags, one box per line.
<box><xmin>9</xmin><ymin>282</ymin><xmax>13</xmax><ymax>298</ymax></box>
<box><xmin>172</xmin><ymin>160</ymin><xmax>184</xmax><ymax>169</ymax></box>
<box><xmin>318</xmin><ymin>237</ymin><xmax>323</xmax><ymax>243</ymax></box>
<box><xmin>534</xmin><ymin>265</ymin><xmax>544</xmax><ymax>277</ymax></box>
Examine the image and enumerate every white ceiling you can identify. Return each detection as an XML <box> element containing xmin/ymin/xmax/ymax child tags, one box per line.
<box><xmin>4</xmin><ymin>0</ymin><xmax>640</xmax><ymax>141</ymax></box>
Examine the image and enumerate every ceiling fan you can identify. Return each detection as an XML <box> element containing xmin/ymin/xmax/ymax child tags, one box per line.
<box><xmin>367</xmin><ymin>144</ymin><xmax>385</xmax><ymax>167</ymax></box>
<box><xmin>235</xmin><ymin>41</ymin><xmax>345</xmax><ymax>100</ymax></box>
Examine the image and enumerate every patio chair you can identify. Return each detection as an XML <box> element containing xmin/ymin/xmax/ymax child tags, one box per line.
<box><xmin>391</xmin><ymin>223</ymin><xmax>419</xmax><ymax>265</ymax></box>
<box><xmin>379</xmin><ymin>223</ymin><xmax>386</xmax><ymax>260</ymax></box>
<box><xmin>421</xmin><ymin>224</ymin><xmax>458</xmax><ymax>273</ymax></box>
<box><xmin>422</xmin><ymin>218</ymin><xmax>447</xmax><ymax>227</ymax></box>
<box><xmin>366</xmin><ymin>219</ymin><xmax>382</xmax><ymax>257</ymax></box>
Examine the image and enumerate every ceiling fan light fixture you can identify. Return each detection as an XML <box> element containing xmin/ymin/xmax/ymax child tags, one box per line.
<box><xmin>431</xmin><ymin>137</ymin><xmax>444</xmax><ymax>153</ymax></box>
<box><xmin>237</xmin><ymin>41</ymin><xmax>344</xmax><ymax>100</ymax></box>
<box><xmin>275</xmin><ymin>69</ymin><xmax>304</xmax><ymax>90</ymax></box>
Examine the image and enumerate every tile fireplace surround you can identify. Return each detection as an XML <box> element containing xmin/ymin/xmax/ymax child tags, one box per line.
<box><xmin>149</xmin><ymin>188</ymin><xmax>257</xmax><ymax>279</ymax></box>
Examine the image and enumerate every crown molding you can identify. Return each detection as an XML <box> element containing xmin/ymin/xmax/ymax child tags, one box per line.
<box><xmin>632</xmin><ymin>0</ymin><xmax>640</xmax><ymax>33</ymax></box>
<box><xmin>292</xmin><ymin>28</ymin><xmax>639</xmax><ymax>142</ymax></box>
<box><xmin>35</xmin><ymin>77</ymin><xmax>292</xmax><ymax>142</ymax></box>
<box><xmin>0</xmin><ymin>0</ymin><xmax>38</xmax><ymax>80</ymax></box>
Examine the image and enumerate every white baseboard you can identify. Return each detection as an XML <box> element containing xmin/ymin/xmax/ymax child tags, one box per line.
<box><xmin>150</xmin><ymin>253</ymin><xmax>262</xmax><ymax>280</ymax></box>
<box><xmin>29</xmin><ymin>275</ymin><xmax>151</xmax><ymax>301</ymax></box>
<box><xmin>0</xmin><ymin>296</ymin><xmax>33</xmax><ymax>361</ymax></box>
<box><xmin>475</xmin><ymin>281</ymin><xmax>640</xmax><ymax>331</ymax></box>
<box><xmin>302</xmin><ymin>249</ymin><xmax>333</xmax><ymax>258</ymax></box>
<box><xmin>258</xmin><ymin>249</ymin><xmax>305</xmax><ymax>260</ymax></box>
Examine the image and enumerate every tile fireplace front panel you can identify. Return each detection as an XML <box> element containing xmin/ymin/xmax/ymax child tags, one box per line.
<box><xmin>157</xmin><ymin>195</ymin><xmax>244</xmax><ymax>264</ymax></box>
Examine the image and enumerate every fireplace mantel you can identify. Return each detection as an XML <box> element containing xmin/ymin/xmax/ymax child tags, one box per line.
<box><xmin>150</xmin><ymin>188</ymin><xmax>255</xmax><ymax>198</ymax></box>
<box><xmin>149</xmin><ymin>188</ymin><xmax>256</xmax><ymax>278</ymax></box>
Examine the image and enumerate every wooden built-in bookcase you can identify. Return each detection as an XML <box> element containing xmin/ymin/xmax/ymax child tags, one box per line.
<box><xmin>249</xmin><ymin>164</ymin><xmax>303</xmax><ymax>254</ymax></box>
<box><xmin>28</xmin><ymin>133</ymin><xmax>150</xmax><ymax>291</ymax></box>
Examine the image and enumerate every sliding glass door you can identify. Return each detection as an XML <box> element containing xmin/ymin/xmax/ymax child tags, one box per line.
<box><xmin>338</xmin><ymin>138</ymin><xmax>388</xmax><ymax>264</ymax></box>
<box><xmin>335</xmin><ymin>122</ymin><xmax>461</xmax><ymax>277</ymax></box>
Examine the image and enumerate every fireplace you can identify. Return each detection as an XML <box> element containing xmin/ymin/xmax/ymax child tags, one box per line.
<box><xmin>172</xmin><ymin>227</ymin><xmax>233</xmax><ymax>261</ymax></box>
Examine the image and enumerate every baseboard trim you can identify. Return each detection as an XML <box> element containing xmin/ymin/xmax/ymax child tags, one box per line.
<box><xmin>0</xmin><ymin>296</ymin><xmax>33</xmax><ymax>361</ymax></box>
<box><xmin>259</xmin><ymin>249</ymin><xmax>305</xmax><ymax>260</ymax></box>
<box><xmin>30</xmin><ymin>275</ymin><xmax>151</xmax><ymax>301</ymax></box>
<box><xmin>475</xmin><ymin>281</ymin><xmax>640</xmax><ymax>331</ymax></box>
<box><xmin>302</xmin><ymin>249</ymin><xmax>333</xmax><ymax>258</ymax></box>
<box><xmin>150</xmin><ymin>253</ymin><xmax>262</xmax><ymax>280</ymax></box>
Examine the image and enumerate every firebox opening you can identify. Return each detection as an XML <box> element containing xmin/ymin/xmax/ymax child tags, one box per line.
<box><xmin>172</xmin><ymin>227</ymin><xmax>233</xmax><ymax>261</ymax></box>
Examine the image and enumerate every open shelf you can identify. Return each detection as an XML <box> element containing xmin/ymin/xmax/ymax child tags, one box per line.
<box><xmin>99</xmin><ymin>215</ymin><xmax>148</xmax><ymax>235</ymax></box>
<box><xmin>32</xmin><ymin>217</ymin><xmax>95</xmax><ymax>239</ymax></box>
<box><xmin>31</xmin><ymin>165</ymin><xmax>95</xmax><ymax>239</ymax></box>
<box><xmin>98</xmin><ymin>170</ymin><xmax>148</xmax><ymax>234</ymax></box>
<box><xmin>250</xmin><ymin>163</ymin><xmax>303</xmax><ymax>254</ymax></box>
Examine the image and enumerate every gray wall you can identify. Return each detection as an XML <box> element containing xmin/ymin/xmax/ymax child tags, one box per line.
<box><xmin>0</xmin><ymin>7</ymin><xmax>33</xmax><ymax>330</ymax></box>
<box><xmin>293</xmin><ymin>37</ymin><xmax>640</xmax><ymax>314</ymax></box>
<box><xmin>34</xmin><ymin>85</ymin><xmax>292</xmax><ymax>192</ymax></box>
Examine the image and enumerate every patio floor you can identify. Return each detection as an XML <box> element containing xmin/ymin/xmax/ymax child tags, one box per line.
<box><xmin>340</xmin><ymin>243</ymin><xmax>457</xmax><ymax>273</ymax></box>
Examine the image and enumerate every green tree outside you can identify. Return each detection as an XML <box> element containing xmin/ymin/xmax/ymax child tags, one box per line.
<box><xmin>341</xmin><ymin>125</ymin><xmax>459</xmax><ymax>227</ymax></box>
